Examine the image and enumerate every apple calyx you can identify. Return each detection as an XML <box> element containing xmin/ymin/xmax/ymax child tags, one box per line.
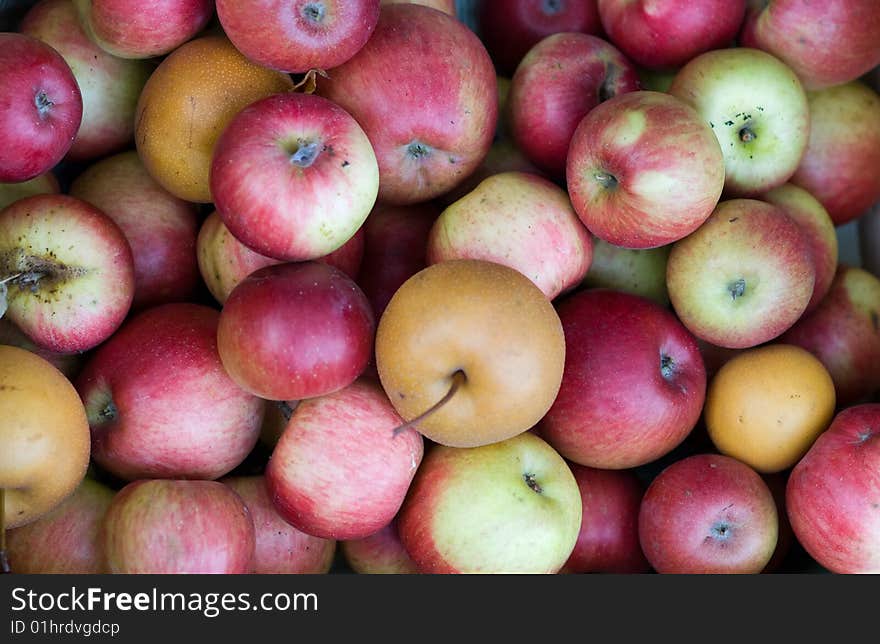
<box><xmin>85</xmin><ymin>388</ymin><xmax>119</xmax><ymax>429</ymax></box>
<box><xmin>302</xmin><ymin>2</ymin><xmax>326</xmax><ymax>24</ymax></box>
<box><xmin>710</xmin><ymin>519</ymin><xmax>733</xmax><ymax>542</ymax></box>
<box><xmin>594</xmin><ymin>171</ymin><xmax>619</xmax><ymax>191</ymax></box>
<box><xmin>1</xmin><ymin>488</ymin><xmax>10</xmax><ymax>574</ymax></box>
<box><xmin>523</xmin><ymin>473</ymin><xmax>543</xmax><ymax>494</ymax></box>
<box><xmin>739</xmin><ymin>127</ymin><xmax>757</xmax><ymax>143</ymax></box>
<box><xmin>541</xmin><ymin>0</ymin><xmax>563</xmax><ymax>16</ymax></box>
<box><xmin>660</xmin><ymin>354</ymin><xmax>676</xmax><ymax>380</ymax></box>
<box><xmin>406</xmin><ymin>141</ymin><xmax>433</xmax><ymax>160</ymax></box>
<box><xmin>728</xmin><ymin>278</ymin><xmax>747</xmax><ymax>301</ymax></box>
<box><xmin>598</xmin><ymin>67</ymin><xmax>620</xmax><ymax>103</ymax></box>
<box><xmin>391</xmin><ymin>370</ymin><xmax>466</xmax><ymax>437</ymax></box>
<box><xmin>35</xmin><ymin>91</ymin><xmax>54</xmax><ymax>119</ymax></box>
<box><xmin>289</xmin><ymin>140</ymin><xmax>322</xmax><ymax>168</ymax></box>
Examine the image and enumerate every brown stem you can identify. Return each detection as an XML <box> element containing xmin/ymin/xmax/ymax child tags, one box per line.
<box><xmin>0</xmin><ymin>273</ymin><xmax>23</xmax><ymax>286</ymax></box>
<box><xmin>391</xmin><ymin>370</ymin><xmax>466</xmax><ymax>437</ymax></box>
<box><xmin>1</xmin><ymin>488</ymin><xmax>10</xmax><ymax>574</ymax></box>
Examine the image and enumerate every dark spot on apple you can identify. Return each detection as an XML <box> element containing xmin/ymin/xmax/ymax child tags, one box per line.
<box><xmin>709</xmin><ymin>121</ymin><xmax>715</xmax><ymax>128</ymax></box>
<box><xmin>523</xmin><ymin>473</ymin><xmax>543</xmax><ymax>494</ymax></box>
<box><xmin>407</xmin><ymin>141</ymin><xmax>432</xmax><ymax>160</ymax></box>
<box><xmin>725</xmin><ymin>120</ymin><xmax>734</xmax><ymax>126</ymax></box>
<box><xmin>302</xmin><ymin>2</ymin><xmax>326</xmax><ymax>23</ymax></box>
<box><xmin>341</xmin><ymin>160</ymin><xmax>350</xmax><ymax>168</ymax></box>
<box><xmin>398</xmin><ymin>392</ymin><xmax>406</xmax><ymax>399</ymax></box>
<box><xmin>757</xmin><ymin>106</ymin><xmax>765</xmax><ymax>112</ymax></box>
<box><xmin>728</xmin><ymin>278</ymin><xmax>746</xmax><ymax>301</ymax></box>
<box><xmin>660</xmin><ymin>354</ymin><xmax>676</xmax><ymax>380</ymax></box>
<box><xmin>598</xmin><ymin>64</ymin><xmax>618</xmax><ymax>102</ymax></box>
<box><xmin>729</xmin><ymin>217</ymin><xmax>739</xmax><ymax>223</ymax></box>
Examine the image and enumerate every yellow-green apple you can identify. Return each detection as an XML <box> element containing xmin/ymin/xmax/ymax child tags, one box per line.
<box><xmin>197</xmin><ymin>211</ymin><xmax>365</xmax><ymax>305</ymax></box>
<box><xmin>667</xmin><ymin>199</ymin><xmax>815</xmax><ymax>349</ymax></box>
<box><xmin>76</xmin><ymin>303</ymin><xmax>265</xmax><ymax>481</ymax></box>
<box><xmin>222</xmin><ymin>475</ymin><xmax>336</xmax><ymax>574</ymax></box>
<box><xmin>0</xmin><ymin>194</ymin><xmax>135</xmax><ymax>353</ymax></box>
<box><xmin>427</xmin><ymin>171</ymin><xmax>593</xmax><ymax>299</ymax></box>
<box><xmin>780</xmin><ymin>265</ymin><xmax>880</xmax><ymax>406</ymax></box>
<box><xmin>567</xmin><ymin>90</ymin><xmax>725</xmax><ymax>248</ymax></box>
<box><xmin>211</xmin><ymin>92</ymin><xmax>378</xmax><ymax>262</ymax></box>
<box><xmin>598</xmin><ymin>0</ymin><xmax>746</xmax><ymax>70</ymax></box>
<box><xmin>637</xmin><ymin>66</ymin><xmax>677</xmax><ymax>93</ymax></box>
<box><xmin>216</xmin><ymin>0</ymin><xmax>379</xmax><ymax>73</ymax></box>
<box><xmin>760</xmin><ymin>183</ymin><xmax>837</xmax><ymax>312</ymax></box>
<box><xmin>5</xmin><ymin>478</ymin><xmax>113</xmax><ymax>573</ymax></box>
<box><xmin>789</xmin><ymin>81</ymin><xmax>880</xmax><ymax>226</ymax></box>
<box><xmin>0</xmin><ymin>319</ymin><xmax>83</xmax><ymax>379</ymax></box>
<box><xmin>0</xmin><ymin>33</ymin><xmax>82</xmax><ymax>182</ymax></box>
<box><xmin>0</xmin><ymin>172</ymin><xmax>59</xmax><ymax>211</ymax></box>
<box><xmin>218</xmin><ymin>262</ymin><xmax>375</xmax><ymax>401</ymax></box>
<box><xmin>318</xmin><ymin>4</ymin><xmax>497</xmax><ymax>205</ymax></box>
<box><xmin>562</xmin><ymin>464</ymin><xmax>650</xmax><ymax>573</ymax></box>
<box><xmin>266</xmin><ymin>378</ymin><xmax>423</xmax><ymax>540</ymax></box>
<box><xmin>340</xmin><ymin>519</ymin><xmax>420</xmax><ymax>574</ymax></box>
<box><xmin>740</xmin><ymin>0</ymin><xmax>880</xmax><ymax>90</ymax></box>
<box><xmin>786</xmin><ymin>403</ymin><xmax>880</xmax><ymax>573</ymax></box>
<box><xmin>20</xmin><ymin>0</ymin><xmax>151</xmax><ymax>162</ymax></box>
<box><xmin>74</xmin><ymin>0</ymin><xmax>214</xmax><ymax>59</ymax></box>
<box><xmin>580</xmin><ymin>237</ymin><xmax>670</xmax><ymax>306</ymax></box>
<box><xmin>398</xmin><ymin>431</ymin><xmax>582</xmax><ymax>573</ymax></box>
<box><xmin>540</xmin><ymin>289</ymin><xmax>706</xmax><ymax>469</ymax></box>
<box><xmin>70</xmin><ymin>150</ymin><xmax>199</xmax><ymax>310</ymax></box>
<box><xmin>639</xmin><ymin>453</ymin><xmax>778</xmax><ymax>574</ymax></box>
<box><xmin>478</xmin><ymin>0</ymin><xmax>601</xmax><ymax>76</ymax></box>
<box><xmin>509</xmin><ymin>32</ymin><xmax>639</xmax><ymax>179</ymax></box>
<box><xmin>375</xmin><ymin>259</ymin><xmax>565</xmax><ymax>448</ymax></box>
<box><xmin>102</xmin><ymin>479</ymin><xmax>255</xmax><ymax>574</ymax></box>
<box><xmin>669</xmin><ymin>47</ymin><xmax>809</xmax><ymax>196</ymax></box>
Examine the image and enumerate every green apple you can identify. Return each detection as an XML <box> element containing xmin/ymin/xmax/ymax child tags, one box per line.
<box><xmin>581</xmin><ymin>236</ymin><xmax>671</xmax><ymax>306</ymax></box>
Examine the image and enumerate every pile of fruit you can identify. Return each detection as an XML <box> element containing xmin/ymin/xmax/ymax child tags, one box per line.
<box><xmin>1</xmin><ymin>0</ymin><xmax>880</xmax><ymax>575</ymax></box>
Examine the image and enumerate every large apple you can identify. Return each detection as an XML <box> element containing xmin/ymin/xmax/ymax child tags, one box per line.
<box><xmin>76</xmin><ymin>303</ymin><xmax>265</xmax><ymax>481</ymax></box>
<box><xmin>375</xmin><ymin>259</ymin><xmax>565</xmax><ymax>448</ymax></box>
<box><xmin>740</xmin><ymin>0</ymin><xmax>880</xmax><ymax>90</ymax></box>
<box><xmin>0</xmin><ymin>33</ymin><xmax>82</xmax><ymax>183</ymax></box>
<box><xmin>508</xmin><ymin>32</ymin><xmax>639</xmax><ymax>179</ymax></box>
<box><xmin>427</xmin><ymin>171</ymin><xmax>593</xmax><ymax>300</ymax></box>
<box><xmin>540</xmin><ymin>289</ymin><xmax>706</xmax><ymax>469</ymax></box>
<box><xmin>398</xmin><ymin>431</ymin><xmax>582</xmax><ymax>573</ymax></box>
<box><xmin>668</xmin><ymin>47</ymin><xmax>809</xmax><ymax>196</ymax></box>
<box><xmin>786</xmin><ymin>403</ymin><xmax>880</xmax><ymax>573</ymax></box>
<box><xmin>20</xmin><ymin>0</ymin><xmax>151</xmax><ymax>162</ymax></box>
<box><xmin>211</xmin><ymin>92</ymin><xmax>378</xmax><ymax>262</ymax></box>
<box><xmin>567</xmin><ymin>90</ymin><xmax>725</xmax><ymax>248</ymax></box>
<box><xmin>666</xmin><ymin>199</ymin><xmax>815</xmax><ymax>349</ymax></box>
<box><xmin>216</xmin><ymin>0</ymin><xmax>379</xmax><ymax>73</ymax></box>
<box><xmin>581</xmin><ymin>237</ymin><xmax>670</xmax><ymax>306</ymax></box>
<box><xmin>0</xmin><ymin>194</ymin><xmax>135</xmax><ymax>353</ymax></box>
<box><xmin>318</xmin><ymin>4</ymin><xmax>498</xmax><ymax>205</ymax></box>
<box><xmin>639</xmin><ymin>453</ymin><xmax>778</xmax><ymax>574</ymax></box>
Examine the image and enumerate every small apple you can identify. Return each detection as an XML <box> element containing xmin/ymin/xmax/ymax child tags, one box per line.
<box><xmin>340</xmin><ymin>519</ymin><xmax>420</xmax><ymax>574</ymax></box>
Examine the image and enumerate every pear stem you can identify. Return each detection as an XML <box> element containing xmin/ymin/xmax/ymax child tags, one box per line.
<box><xmin>1</xmin><ymin>488</ymin><xmax>10</xmax><ymax>574</ymax></box>
<box><xmin>391</xmin><ymin>370</ymin><xmax>466</xmax><ymax>437</ymax></box>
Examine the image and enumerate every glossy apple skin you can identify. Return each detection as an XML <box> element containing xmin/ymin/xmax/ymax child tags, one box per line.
<box><xmin>562</xmin><ymin>465</ymin><xmax>650</xmax><ymax>574</ymax></box>
<box><xmin>509</xmin><ymin>32</ymin><xmax>639</xmax><ymax>179</ymax></box>
<box><xmin>102</xmin><ymin>479</ymin><xmax>256</xmax><ymax>574</ymax></box>
<box><xmin>223</xmin><ymin>476</ymin><xmax>336</xmax><ymax>574</ymax></box>
<box><xmin>216</xmin><ymin>0</ymin><xmax>379</xmax><ymax>73</ymax></box>
<box><xmin>787</xmin><ymin>404</ymin><xmax>880</xmax><ymax>573</ymax></box>
<box><xmin>74</xmin><ymin>0</ymin><xmax>215</xmax><ymax>59</ymax></box>
<box><xmin>740</xmin><ymin>0</ymin><xmax>880</xmax><ymax>91</ymax></box>
<box><xmin>20</xmin><ymin>0</ymin><xmax>151</xmax><ymax>162</ymax></box>
<box><xmin>319</xmin><ymin>4</ymin><xmax>497</xmax><ymax>205</ymax></box>
<box><xmin>0</xmin><ymin>33</ymin><xmax>82</xmax><ymax>182</ymax></box>
<box><xmin>598</xmin><ymin>0</ymin><xmax>746</xmax><ymax>70</ymax></box>
<box><xmin>567</xmin><ymin>90</ymin><xmax>725</xmax><ymax>249</ymax></box>
<box><xmin>6</xmin><ymin>478</ymin><xmax>113</xmax><ymax>574</ymax></box>
<box><xmin>0</xmin><ymin>194</ymin><xmax>135</xmax><ymax>353</ymax></box>
<box><xmin>341</xmin><ymin>519</ymin><xmax>421</xmax><ymax>574</ymax></box>
<box><xmin>266</xmin><ymin>378</ymin><xmax>423</xmax><ymax>540</ymax></box>
<box><xmin>197</xmin><ymin>211</ymin><xmax>365</xmax><ymax>305</ymax></box>
<box><xmin>541</xmin><ymin>289</ymin><xmax>706</xmax><ymax>469</ymax></box>
<box><xmin>70</xmin><ymin>150</ymin><xmax>199</xmax><ymax>310</ymax></box>
<box><xmin>478</xmin><ymin>0</ymin><xmax>601</xmax><ymax>76</ymax></box>
<box><xmin>218</xmin><ymin>262</ymin><xmax>375</xmax><ymax>401</ymax></box>
<box><xmin>780</xmin><ymin>265</ymin><xmax>880</xmax><ymax>406</ymax></box>
<box><xmin>398</xmin><ymin>431</ymin><xmax>582</xmax><ymax>573</ymax></box>
<box><xmin>76</xmin><ymin>303</ymin><xmax>265</xmax><ymax>481</ymax></box>
<box><xmin>639</xmin><ymin>453</ymin><xmax>778</xmax><ymax>574</ymax></box>
<box><xmin>789</xmin><ymin>82</ymin><xmax>880</xmax><ymax>226</ymax></box>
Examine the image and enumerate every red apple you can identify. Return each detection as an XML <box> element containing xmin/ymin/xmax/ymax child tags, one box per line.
<box><xmin>216</xmin><ymin>0</ymin><xmax>379</xmax><ymax>73</ymax></box>
<box><xmin>0</xmin><ymin>33</ymin><xmax>82</xmax><ymax>182</ymax></box>
<box><xmin>76</xmin><ymin>303</ymin><xmax>265</xmax><ymax>481</ymax></box>
<box><xmin>478</xmin><ymin>0</ymin><xmax>602</xmax><ymax>76</ymax></box>
<box><xmin>787</xmin><ymin>403</ymin><xmax>880</xmax><ymax>573</ymax></box>
<box><xmin>540</xmin><ymin>289</ymin><xmax>706</xmax><ymax>469</ymax></box>
<box><xmin>266</xmin><ymin>378</ymin><xmax>424</xmax><ymax>540</ymax></box>
<box><xmin>70</xmin><ymin>150</ymin><xmax>200</xmax><ymax>310</ymax></box>
<box><xmin>567</xmin><ymin>90</ymin><xmax>725</xmax><ymax>248</ymax></box>
<box><xmin>340</xmin><ymin>519</ymin><xmax>420</xmax><ymax>574</ymax></box>
<box><xmin>222</xmin><ymin>475</ymin><xmax>336</xmax><ymax>574</ymax></box>
<box><xmin>211</xmin><ymin>92</ymin><xmax>378</xmax><ymax>262</ymax></box>
<box><xmin>217</xmin><ymin>261</ymin><xmax>375</xmax><ymax>401</ymax></box>
<box><xmin>318</xmin><ymin>4</ymin><xmax>498</xmax><ymax>205</ymax></box>
<box><xmin>508</xmin><ymin>32</ymin><xmax>639</xmax><ymax>178</ymax></box>
<box><xmin>639</xmin><ymin>453</ymin><xmax>778</xmax><ymax>574</ymax></box>
<box><xmin>598</xmin><ymin>0</ymin><xmax>746</xmax><ymax>70</ymax></box>
<box><xmin>102</xmin><ymin>479</ymin><xmax>256</xmax><ymax>574</ymax></box>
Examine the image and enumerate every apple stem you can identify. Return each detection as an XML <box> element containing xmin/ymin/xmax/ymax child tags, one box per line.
<box><xmin>391</xmin><ymin>370</ymin><xmax>466</xmax><ymax>437</ymax></box>
<box><xmin>0</xmin><ymin>488</ymin><xmax>10</xmax><ymax>574</ymax></box>
<box><xmin>0</xmin><ymin>273</ymin><xmax>23</xmax><ymax>286</ymax></box>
